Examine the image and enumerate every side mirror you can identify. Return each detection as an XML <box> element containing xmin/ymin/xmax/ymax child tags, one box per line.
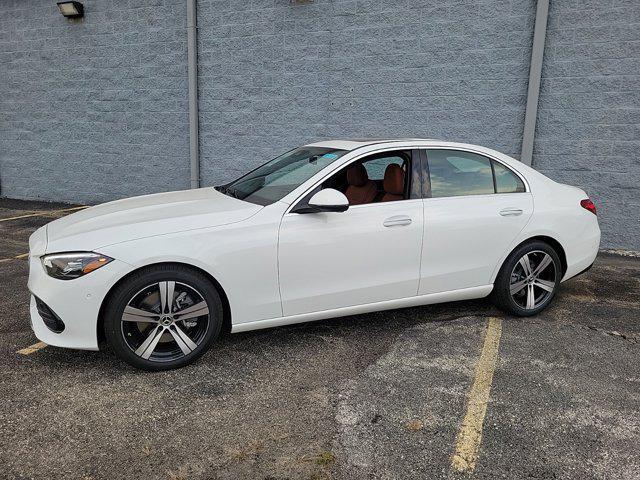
<box><xmin>293</xmin><ymin>188</ymin><xmax>349</xmax><ymax>214</ymax></box>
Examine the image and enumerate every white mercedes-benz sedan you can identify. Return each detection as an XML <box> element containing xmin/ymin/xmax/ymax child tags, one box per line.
<box><xmin>28</xmin><ymin>139</ymin><xmax>600</xmax><ymax>370</ymax></box>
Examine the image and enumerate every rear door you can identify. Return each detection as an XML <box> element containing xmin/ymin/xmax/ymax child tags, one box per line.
<box><xmin>419</xmin><ymin>149</ymin><xmax>533</xmax><ymax>294</ymax></box>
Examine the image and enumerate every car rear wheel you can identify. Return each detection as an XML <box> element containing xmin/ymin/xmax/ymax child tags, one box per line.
<box><xmin>104</xmin><ymin>265</ymin><xmax>223</xmax><ymax>371</ymax></box>
<box><xmin>492</xmin><ymin>241</ymin><xmax>562</xmax><ymax>316</ymax></box>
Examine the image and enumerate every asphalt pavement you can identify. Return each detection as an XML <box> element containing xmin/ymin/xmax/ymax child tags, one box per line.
<box><xmin>0</xmin><ymin>198</ymin><xmax>638</xmax><ymax>480</ymax></box>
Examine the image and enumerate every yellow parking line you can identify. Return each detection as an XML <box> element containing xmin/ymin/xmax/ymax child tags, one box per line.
<box><xmin>17</xmin><ymin>341</ymin><xmax>48</xmax><ymax>355</ymax></box>
<box><xmin>451</xmin><ymin>317</ymin><xmax>503</xmax><ymax>473</ymax></box>
<box><xmin>0</xmin><ymin>253</ymin><xmax>29</xmax><ymax>263</ymax></box>
<box><xmin>0</xmin><ymin>205</ymin><xmax>87</xmax><ymax>223</ymax></box>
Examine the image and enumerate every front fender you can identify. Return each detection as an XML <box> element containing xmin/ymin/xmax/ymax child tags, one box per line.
<box><xmin>98</xmin><ymin>219</ymin><xmax>282</xmax><ymax>325</ymax></box>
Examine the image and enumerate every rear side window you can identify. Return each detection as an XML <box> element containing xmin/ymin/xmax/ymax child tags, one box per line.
<box><xmin>427</xmin><ymin>150</ymin><xmax>494</xmax><ymax>197</ymax></box>
<box><xmin>493</xmin><ymin>161</ymin><xmax>525</xmax><ymax>193</ymax></box>
<box><xmin>426</xmin><ymin>149</ymin><xmax>526</xmax><ymax>198</ymax></box>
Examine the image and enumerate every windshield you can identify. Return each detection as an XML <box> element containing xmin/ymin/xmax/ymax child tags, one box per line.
<box><xmin>218</xmin><ymin>147</ymin><xmax>347</xmax><ymax>206</ymax></box>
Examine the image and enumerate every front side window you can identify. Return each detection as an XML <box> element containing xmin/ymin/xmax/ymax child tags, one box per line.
<box><xmin>363</xmin><ymin>156</ymin><xmax>404</xmax><ymax>181</ymax></box>
<box><xmin>320</xmin><ymin>150</ymin><xmax>412</xmax><ymax>205</ymax></box>
<box><xmin>220</xmin><ymin>147</ymin><xmax>347</xmax><ymax>206</ymax></box>
<box><xmin>427</xmin><ymin>150</ymin><xmax>494</xmax><ymax>197</ymax></box>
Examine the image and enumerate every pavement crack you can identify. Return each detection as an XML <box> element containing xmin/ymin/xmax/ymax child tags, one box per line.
<box><xmin>584</xmin><ymin>325</ymin><xmax>638</xmax><ymax>344</ymax></box>
<box><xmin>503</xmin><ymin>317</ymin><xmax>639</xmax><ymax>345</ymax></box>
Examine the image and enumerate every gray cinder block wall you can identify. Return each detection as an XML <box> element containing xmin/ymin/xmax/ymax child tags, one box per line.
<box><xmin>534</xmin><ymin>0</ymin><xmax>640</xmax><ymax>250</ymax></box>
<box><xmin>0</xmin><ymin>0</ymin><xmax>190</xmax><ymax>204</ymax></box>
<box><xmin>0</xmin><ymin>0</ymin><xmax>638</xmax><ymax>250</ymax></box>
<box><xmin>197</xmin><ymin>0</ymin><xmax>535</xmax><ymax>183</ymax></box>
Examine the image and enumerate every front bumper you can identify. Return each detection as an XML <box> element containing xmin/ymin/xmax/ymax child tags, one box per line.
<box><xmin>27</xmin><ymin>253</ymin><xmax>132</xmax><ymax>350</ymax></box>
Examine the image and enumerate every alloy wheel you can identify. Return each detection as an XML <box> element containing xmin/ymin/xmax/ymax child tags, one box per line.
<box><xmin>509</xmin><ymin>251</ymin><xmax>557</xmax><ymax>310</ymax></box>
<box><xmin>120</xmin><ymin>281</ymin><xmax>210</xmax><ymax>362</ymax></box>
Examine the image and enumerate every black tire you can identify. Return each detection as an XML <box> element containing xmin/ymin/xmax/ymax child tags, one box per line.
<box><xmin>491</xmin><ymin>240</ymin><xmax>562</xmax><ymax>317</ymax></box>
<box><xmin>104</xmin><ymin>264</ymin><xmax>223</xmax><ymax>371</ymax></box>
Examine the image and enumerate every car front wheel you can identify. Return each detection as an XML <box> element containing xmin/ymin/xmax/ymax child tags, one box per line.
<box><xmin>104</xmin><ymin>265</ymin><xmax>223</xmax><ymax>371</ymax></box>
<box><xmin>492</xmin><ymin>241</ymin><xmax>562</xmax><ymax>316</ymax></box>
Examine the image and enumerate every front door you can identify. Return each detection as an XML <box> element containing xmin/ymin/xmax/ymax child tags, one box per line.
<box><xmin>278</xmin><ymin>150</ymin><xmax>424</xmax><ymax>317</ymax></box>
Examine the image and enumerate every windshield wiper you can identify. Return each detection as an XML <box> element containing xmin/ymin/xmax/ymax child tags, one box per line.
<box><xmin>216</xmin><ymin>185</ymin><xmax>235</xmax><ymax>197</ymax></box>
<box><xmin>221</xmin><ymin>185</ymin><xmax>240</xmax><ymax>199</ymax></box>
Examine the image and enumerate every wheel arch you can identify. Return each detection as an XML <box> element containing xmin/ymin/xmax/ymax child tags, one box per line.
<box><xmin>498</xmin><ymin>235</ymin><xmax>568</xmax><ymax>280</ymax></box>
<box><xmin>96</xmin><ymin>262</ymin><xmax>232</xmax><ymax>346</ymax></box>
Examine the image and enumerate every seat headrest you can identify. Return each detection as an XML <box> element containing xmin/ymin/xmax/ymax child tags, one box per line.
<box><xmin>383</xmin><ymin>164</ymin><xmax>404</xmax><ymax>195</ymax></box>
<box><xmin>346</xmin><ymin>164</ymin><xmax>369</xmax><ymax>187</ymax></box>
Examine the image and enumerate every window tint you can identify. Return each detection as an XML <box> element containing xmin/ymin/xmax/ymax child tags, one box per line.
<box><xmin>493</xmin><ymin>161</ymin><xmax>525</xmax><ymax>193</ymax></box>
<box><xmin>427</xmin><ymin>150</ymin><xmax>494</xmax><ymax>197</ymax></box>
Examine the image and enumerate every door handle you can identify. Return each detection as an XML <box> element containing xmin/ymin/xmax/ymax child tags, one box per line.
<box><xmin>383</xmin><ymin>215</ymin><xmax>412</xmax><ymax>227</ymax></box>
<box><xmin>499</xmin><ymin>208</ymin><xmax>523</xmax><ymax>217</ymax></box>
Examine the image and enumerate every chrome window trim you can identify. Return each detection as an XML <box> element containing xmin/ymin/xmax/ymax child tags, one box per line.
<box><xmin>422</xmin><ymin>147</ymin><xmax>530</xmax><ymax>198</ymax></box>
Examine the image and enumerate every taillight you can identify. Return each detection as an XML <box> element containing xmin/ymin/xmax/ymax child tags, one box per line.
<box><xmin>580</xmin><ymin>199</ymin><xmax>597</xmax><ymax>215</ymax></box>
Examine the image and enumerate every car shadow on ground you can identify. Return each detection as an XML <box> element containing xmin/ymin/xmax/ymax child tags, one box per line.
<box><xmin>22</xmin><ymin>298</ymin><xmax>496</xmax><ymax>375</ymax></box>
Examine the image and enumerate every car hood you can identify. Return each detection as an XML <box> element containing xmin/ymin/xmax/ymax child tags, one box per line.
<box><xmin>45</xmin><ymin>188</ymin><xmax>262</xmax><ymax>253</ymax></box>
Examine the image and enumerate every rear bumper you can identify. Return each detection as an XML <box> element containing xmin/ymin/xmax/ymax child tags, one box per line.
<box><xmin>27</xmin><ymin>253</ymin><xmax>132</xmax><ymax>350</ymax></box>
<box><xmin>571</xmin><ymin>260</ymin><xmax>595</xmax><ymax>279</ymax></box>
<box><xmin>562</xmin><ymin>224</ymin><xmax>600</xmax><ymax>282</ymax></box>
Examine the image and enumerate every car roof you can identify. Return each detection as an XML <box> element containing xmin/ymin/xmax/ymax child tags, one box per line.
<box><xmin>304</xmin><ymin>138</ymin><xmax>426</xmax><ymax>150</ymax></box>
<box><xmin>304</xmin><ymin>138</ymin><xmax>470</xmax><ymax>151</ymax></box>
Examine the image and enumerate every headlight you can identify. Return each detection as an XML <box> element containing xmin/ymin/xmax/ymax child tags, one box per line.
<box><xmin>41</xmin><ymin>252</ymin><xmax>113</xmax><ymax>280</ymax></box>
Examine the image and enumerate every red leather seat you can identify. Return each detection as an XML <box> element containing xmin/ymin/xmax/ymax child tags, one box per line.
<box><xmin>345</xmin><ymin>164</ymin><xmax>377</xmax><ymax>205</ymax></box>
<box><xmin>381</xmin><ymin>164</ymin><xmax>405</xmax><ymax>202</ymax></box>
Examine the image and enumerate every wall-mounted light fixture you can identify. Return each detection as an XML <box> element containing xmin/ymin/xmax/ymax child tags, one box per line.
<box><xmin>57</xmin><ymin>1</ymin><xmax>84</xmax><ymax>18</ymax></box>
